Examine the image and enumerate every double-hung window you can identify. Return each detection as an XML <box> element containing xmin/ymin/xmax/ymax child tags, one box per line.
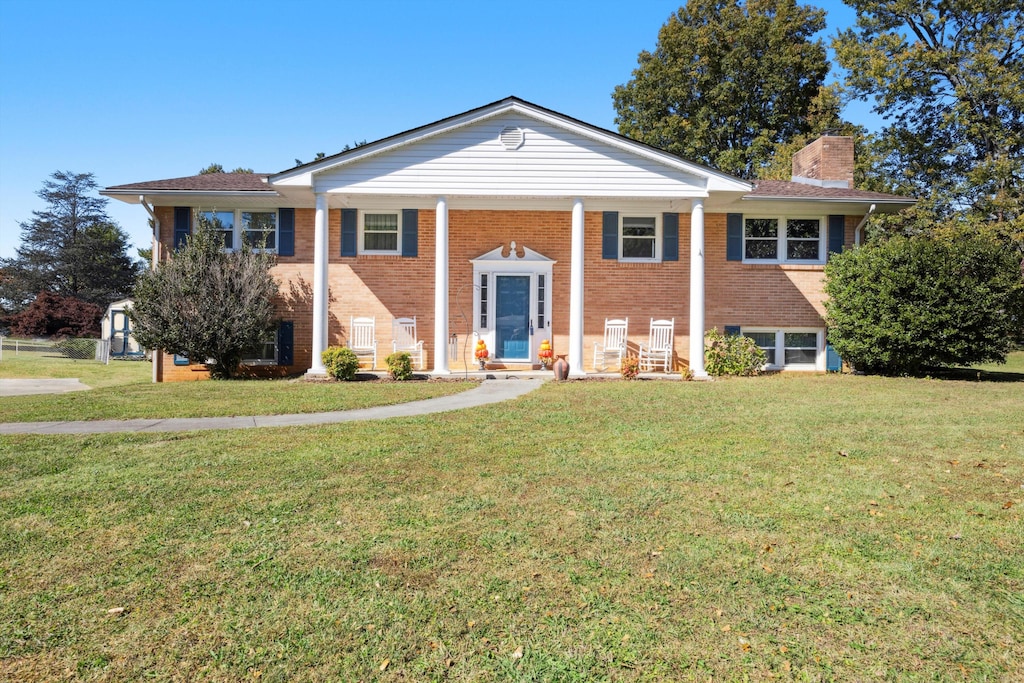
<box><xmin>197</xmin><ymin>209</ymin><xmax>278</xmax><ymax>252</ymax></box>
<box><xmin>737</xmin><ymin>328</ymin><xmax>823</xmax><ymax>370</ymax></box>
<box><xmin>620</xmin><ymin>216</ymin><xmax>658</xmax><ymax>261</ymax></box>
<box><xmin>361</xmin><ymin>212</ymin><xmax>400</xmax><ymax>254</ymax></box>
<box><xmin>744</xmin><ymin>217</ymin><xmax>823</xmax><ymax>263</ymax></box>
<box><xmin>241</xmin><ymin>333</ymin><xmax>278</xmax><ymax>365</ymax></box>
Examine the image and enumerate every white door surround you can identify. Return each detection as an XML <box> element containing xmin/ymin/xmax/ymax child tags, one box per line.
<box><xmin>470</xmin><ymin>241</ymin><xmax>555</xmax><ymax>365</ymax></box>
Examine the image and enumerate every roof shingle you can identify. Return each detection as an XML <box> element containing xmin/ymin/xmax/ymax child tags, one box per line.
<box><xmin>105</xmin><ymin>173</ymin><xmax>273</xmax><ymax>192</ymax></box>
<box><xmin>746</xmin><ymin>179</ymin><xmax>912</xmax><ymax>202</ymax></box>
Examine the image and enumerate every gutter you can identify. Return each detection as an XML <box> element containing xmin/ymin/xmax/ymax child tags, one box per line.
<box><xmin>853</xmin><ymin>203</ymin><xmax>877</xmax><ymax>246</ymax></box>
<box><xmin>139</xmin><ymin>196</ymin><xmax>160</xmax><ymax>270</ymax></box>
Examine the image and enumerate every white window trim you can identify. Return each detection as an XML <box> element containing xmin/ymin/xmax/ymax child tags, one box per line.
<box><xmin>197</xmin><ymin>208</ymin><xmax>278</xmax><ymax>254</ymax></box>
<box><xmin>358</xmin><ymin>210</ymin><xmax>402</xmax><ymax>255</ymax></box>
<box><xmin>619</xmin><ymin>214</ymin><xmax>661</xmax><ymax>263</ymax></box>
<box><xmin>742</xmin><ymin>215</ymin><xmax>826</xmax><ymax>265</ymax></box>
<box><xmin>740</xmin><ymin>327</ymin><xmax>825</xmax><ymax>371</ymax></box>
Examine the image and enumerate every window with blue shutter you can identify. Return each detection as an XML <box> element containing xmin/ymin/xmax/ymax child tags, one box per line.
<box><xmin>828</xmin><ymin>215</ymin><xmax>845</xmax><ymax>258</ymax></box>
<box><xmin>341</xmin><ymin>208</ymin><xmax>357</xmax><ymax>256</ymax></box>
<box><xmin>278</xmin><ymin>208</ymin><xmax>295</xmax><ymax>256</ymax></box>
<box><xmin>401</xmin><ymin>209</ymin><xmax>418</xmax><ymax>257</ymax></box>
<box><xmin>726</xmin><ymin>213</ymin><xmax>743</xmax><ymax>261</ymax></box>
<box><xmin>663</xmin><ymin>212</ymin><xmax>679</xmax><ymax>261</ymax></box>
<box><xmin>173</xmin><ymin>207</ymin><xmax>191</xmax><ymax>250</ymax></box>
<box><xmin>602</xmin><ymin>211</ymin><xmax>618</xmax><ymax>259</ymax></box>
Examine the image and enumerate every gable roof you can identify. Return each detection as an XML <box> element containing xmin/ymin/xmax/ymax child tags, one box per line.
<box><xmin>270</xmin><ymin>96</ymin><xmax>752</xmax><ymax>194</ymax></box>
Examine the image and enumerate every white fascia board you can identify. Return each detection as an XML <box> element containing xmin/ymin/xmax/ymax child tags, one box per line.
<box><xmin>101</xmin><ymin>189</ymin><xmax>279</xmax><ymax>204</ymax></box>
<box><xmin>741</xmin><ymin>195</ymin><xmax>915</xmax><ymax>213</ymax></box>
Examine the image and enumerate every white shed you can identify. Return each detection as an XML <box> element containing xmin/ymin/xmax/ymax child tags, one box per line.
<box><xmin>101</xmin><ymin>298</ymin><xmax>144</xmax><ymax>359</ymax></box>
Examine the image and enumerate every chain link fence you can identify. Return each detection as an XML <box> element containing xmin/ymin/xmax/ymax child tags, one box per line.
<box><xmin>0</xmin><ymin>336</ymin><xmax>110</xmax><ymax>363</ymax></box>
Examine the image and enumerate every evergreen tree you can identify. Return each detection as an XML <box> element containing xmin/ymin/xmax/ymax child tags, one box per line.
<box><xmin>0</xmin><ymin>171</ymin><xmax>141</xmax><ymax>311</ymax></box>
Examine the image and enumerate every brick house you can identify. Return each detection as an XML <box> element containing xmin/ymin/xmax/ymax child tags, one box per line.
<box><xmin>102</xmin><ymin>97</ymin><xmax>913</xmax><ymax>381</ymax></box>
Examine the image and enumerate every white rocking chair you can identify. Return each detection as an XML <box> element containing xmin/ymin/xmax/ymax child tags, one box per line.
<box><xmin>593</xmin><ymin>318</ymin><xmax>628</xmax><ymax>371</ymax></box>
<box><xmin>392</xmin><ymin>316</ymin><xmax>425</xmax><ymax>370</ymax></box>
<box><xmin>637</xmin><ymin>318</ymin><xmax>675</xmax><ymax>372</ymax></box>
<box><xmin>347</xmin><ymin>316</ymin><xmax>378</xmax><ymax>369</ymax></box>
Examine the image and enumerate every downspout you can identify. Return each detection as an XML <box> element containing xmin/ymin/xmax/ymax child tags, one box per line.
<box><xmin>139</xmin><ymin>196</ymin><xmax>159</xmax><ymax>271</ymax></box>
<box><xmin>854</xmin><ymin>203</ymin><xmax>876</xmax><ymax>246</ymax></box>
<box><xmin>139</xmin><ymin>196</ymin><xmax>160</xmax><ymax>383</ymax></box>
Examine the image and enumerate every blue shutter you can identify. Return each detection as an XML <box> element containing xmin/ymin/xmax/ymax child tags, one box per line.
<box><xmin>173</xmin><ymin>207</ymin><xmax>191</xmax><ymax>250</ymax></box>
<box><xmin>602</xmin><ymin>211</ymin><xmax>618</xmax><ymax>260</ymax></box>
<box><xmin>726</xmin><ymin>213</ymin><xmax>743</xmax><ymax>261</ymax></box>
<box><xmin>662</xmin><ymin>212</ymin><xmax>679</xmax><ymax>261</ymax></box>
<box><xmin>278</xmin><ymin>208</ymin><xmax>295</xmax><ymax>256</ymax></box>
<box><xmin>277</xmin><ymin>321</ymin><xmax>294</xmax><ymax>366</ymax></box>
<box><xmin>341</xmin><ymin>208</ymin><xmax>357</xmax><ymax>257</ymax></box>
<box><xmin>401</xmin><ymin>209</ymin><xmax>418</xmax><ymax>257</ymax></box>
<box><xmin>826</xmin><ymin>344</ymin><xmax>842</xmax><ymax>372</ymax></box>
<box><xmin>828</xmin><ymin>215</ymin><xmax>845</xmax><ymax>258</ymax></box>
<box><xmin>724</xmin><ymin>325</ymin><xmax>741</xmax><ymax>336</ymax></box>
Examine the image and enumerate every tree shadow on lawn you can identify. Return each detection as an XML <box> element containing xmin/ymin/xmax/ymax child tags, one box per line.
<box><xmin>916</xmin><ymin>366</ymin><xmax>1024</xmax><ymax>383</ymax></box>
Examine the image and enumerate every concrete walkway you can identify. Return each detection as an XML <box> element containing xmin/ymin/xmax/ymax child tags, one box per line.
<box><xmin>0</xmin><ymin>378</ymin><xmax>544</xmax><ymax>435</ymax></box>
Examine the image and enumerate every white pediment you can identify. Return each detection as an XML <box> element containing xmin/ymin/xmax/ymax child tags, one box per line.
<box><xmin>471</xmin><ymin>241</ymin><xmax>556</xmax><ymax>265</ymax></box>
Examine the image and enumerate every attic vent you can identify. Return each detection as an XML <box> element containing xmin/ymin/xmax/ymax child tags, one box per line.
<box><xmin>499</xmin><ymin>126</ymin><xmax>525</xmax><ymax>150</ymax></box>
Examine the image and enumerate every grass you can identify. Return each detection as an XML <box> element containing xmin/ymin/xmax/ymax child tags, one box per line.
<box><xmin>0</xmin><ymin>357</ymin><xmax>473</xmax><ymax>422</ymax></box>
<box><xmin>1</xmin><ymin>365</ymin><xmax>1022</xmax><ymax>680</ymax></box>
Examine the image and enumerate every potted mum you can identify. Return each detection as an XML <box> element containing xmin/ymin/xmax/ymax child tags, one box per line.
<box><xmin>474</xmin><ymin>339</ymin><xmax>489</xmax><ymax>369</ymax></box>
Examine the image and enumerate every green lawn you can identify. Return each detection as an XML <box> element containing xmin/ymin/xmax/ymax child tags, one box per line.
<box><xmin>2</xmin><ymin>367</ymin><xmax>1021</xmax><ymax>681</ymax></box>
<box><xmin>0</xmin><ymin>357</ymin><xmax>474</xmax><ymax>421</ymax></box>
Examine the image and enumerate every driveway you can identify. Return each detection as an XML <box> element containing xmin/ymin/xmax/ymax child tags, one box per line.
<box><xmin>0</xmin><ymin>378</ymin><xmax>91</xmax><ymax>396</ymax></box>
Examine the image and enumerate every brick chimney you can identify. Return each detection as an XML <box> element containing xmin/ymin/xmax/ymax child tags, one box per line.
<box><xmin>791</xmin><ymin>135</ymin><xmax>854</xmax><ymax>188</ymax></box>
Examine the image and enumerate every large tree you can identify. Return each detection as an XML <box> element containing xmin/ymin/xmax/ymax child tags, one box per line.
<box><xmin>0</xmin><ymin>171</ymin><xmax>141</xmax><ymax>310</ymax></box>
<box><xmin>129</xmin><ymin>215</ymin><xmax>278</xmax><ymax>379</ymax></box>
<box><xmin>834</xmin><ymin>1</ymin><xmax>1024</xmax><ymax>250</ymax></box>
<box><xmin>612</xmin><ymin>0</ymin><xmax>830</xmax><ymax>178</ymax></box>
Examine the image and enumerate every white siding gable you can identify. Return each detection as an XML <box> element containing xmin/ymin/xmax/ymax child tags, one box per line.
<box><xmin>313</xmin><ymin>113</ymin><xmax>711</xmax><ymax>199</ymax></box>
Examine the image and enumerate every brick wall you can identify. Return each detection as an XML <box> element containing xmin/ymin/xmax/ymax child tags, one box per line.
<box><xmin>151</xmin><ymin>206</ymin><xmax>860</xmax><ymax>379</ymax></box>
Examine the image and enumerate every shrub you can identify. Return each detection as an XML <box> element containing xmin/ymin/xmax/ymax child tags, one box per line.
<box><xmin>705</xmin><ymin>328</ymin><xmax>767</xmax><ymax>376</ymax></box>
<box><xmin>129</xmin><ymin>215</ymin><xmax>277</xmax><ymax>379</ymax></box>
<box><xmin>385</xmin><ymin>351</ymin><xmax>414</xmax><ymax>380</ymax></box>
<box><xmin>322</xmin><ymin>346</ymin><xmax>360</xmax><ymax>381</ymax></box>
<box><xmin>824</xmin><ymin>236</ymin><xmax>1024</xmax><ymax>374</ymax></box>
<box><xmin>620</xmin><ymin>355</ymin><xmax>641</xmax><ymax>380</ymax></box>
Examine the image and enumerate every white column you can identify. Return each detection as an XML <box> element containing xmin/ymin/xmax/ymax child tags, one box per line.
<box><xmin>569</xmin><ymin>198</ymin><xmax>585</xmax><ymax>375</ymax></box>
<box><xmin>306</xmin><ymin>192</ymin><xmax>329</xmax><ymax>376</ymax></box>
<box><xmin>432</xmin><ymin>196</ymin><xmax>450</xmax><ymax>374</ymax></box>
<box><xmin>688</xmin><ymin>198</ymin><xmax>708</xmax><ymax>378</ymax></box>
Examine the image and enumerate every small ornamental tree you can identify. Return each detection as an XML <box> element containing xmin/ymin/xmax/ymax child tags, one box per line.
<box><xmin>824</xmin><ymin>236</ymin><xmax>1024</xmax><ymax>375</ymax></box>
<box><xmin>129</xmin><ymin>215</ymin><xmax>278</xmax><ymax>379</ymax></box>
<box><xmin>4</xmin><ymin>291</ymin><xmax>103</xmax><ymax>338</ymax></box>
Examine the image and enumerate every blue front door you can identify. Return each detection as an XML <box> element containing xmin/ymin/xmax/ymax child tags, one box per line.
<box><xmin>495</xmin><ymin>275</ymin><xmax>530</xmax><ymax>361</ymax></box>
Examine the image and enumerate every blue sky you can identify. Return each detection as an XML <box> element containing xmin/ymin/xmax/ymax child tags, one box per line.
<box><xmin>0</xmin><ymin>0</ymin><xmax>874</xmax><ymax>260</ymax></box>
